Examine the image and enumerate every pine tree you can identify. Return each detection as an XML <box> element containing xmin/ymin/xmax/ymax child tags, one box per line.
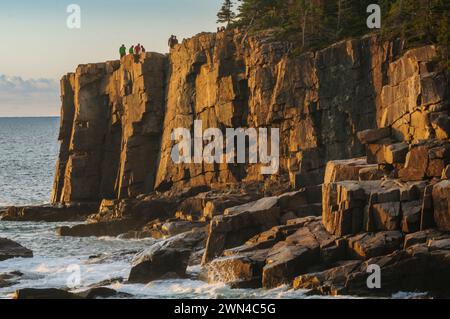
<box><xmin>230</xmin><ymin>0</ymin><xmax>450</xmax><ymax>61</ymax></box>
<box><xmin>217</xmin><ymin>0</ymin><xmax>237</xmax><ymax>26</ymax></box>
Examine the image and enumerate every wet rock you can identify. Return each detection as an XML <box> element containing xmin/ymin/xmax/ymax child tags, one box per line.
<box><xmin>13</xmin><ymin>287</ymin><xmax>129</xmax><ymax>299</ymax></box>
<box><xmin>347</xmin><ymin>231</ymin><xmax>403</xmax><ymax>259</ymax></box>
<box><xmin>13</xmin><ymin>288</ymin><xmax>82</xmax><ymax>299</ymax></box>
<box><xmin>128</xmin><ymin>228</ymin><xmax>206</xmax><ymax>283</ymax></box>
<box><xmin>0</xmin><ymin>203</ymin><xmax>98</xmax><ymax>222</ymax></box>
<box><xmin>0</xmin><ymin>238</ymin><xmax>33</xmax><ymax>261</ymax></box>
<box><xmin>0</xmin><ymin>271</ymin><xmax>23</xmax><ymax>288</ymax></box>
<box><xmin>432</xmin><ymin>180</ymin><xmax>450</xmax><ymax>231</ymax></box>
<box><xmin>75</xmin><ymin>287</ymin><xmax>132</xmax><ymax>299</ymax></box>
<box><xmin>56</xmin><ymin>218</ymin><xmax>146</xmax><ymax>237</ymax></box>
<box><xmin>128</xmin><ymin>247</ymin><xmax>191</xmax><ymax>283</ymax></box>
<box><xmin>207</xmin><ymin>250</ymin><xmax>268</xmax><ymax>288</ymax></box>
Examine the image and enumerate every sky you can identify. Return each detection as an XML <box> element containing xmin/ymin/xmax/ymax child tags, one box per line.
<box><xmin>0</xmin><ymin>0</ymin><xmax>224</xmax><ymax>117</ymax></box>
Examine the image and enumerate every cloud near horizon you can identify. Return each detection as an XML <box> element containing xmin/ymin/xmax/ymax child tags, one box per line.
<box><xmin>0</xmin><ymin>75</ymin><xmax>60</xmax><ymax>117</ymax></box>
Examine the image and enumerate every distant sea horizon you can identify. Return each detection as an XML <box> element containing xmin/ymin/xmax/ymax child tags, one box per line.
<box><xmin>0</xmin><ymin>116</ymin><xmax>59</xmax><ymax>119</ymax></box>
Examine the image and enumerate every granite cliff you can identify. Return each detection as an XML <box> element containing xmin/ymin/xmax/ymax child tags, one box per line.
<box><xmin>2</xmin><ymin>30</ymin><xmax>450</xmax><ymax>297</ymax></box>
<box><xmin>51</xmin><ymin>31</ymin><xmax>410</xmax><ymax>203</ymax></box>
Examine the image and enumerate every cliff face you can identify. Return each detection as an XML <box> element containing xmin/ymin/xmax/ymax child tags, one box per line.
<box><xmin>52</xmin><ymin>31</ymin><xmax>448</xmax><ymax>204</ymax></box>
<box><xmin>52</xmin><ymin>54</ymin><xmax>167</xmax><ymax>203</ymax></box>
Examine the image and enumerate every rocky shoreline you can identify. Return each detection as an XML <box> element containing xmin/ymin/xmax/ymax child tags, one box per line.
<box><xmin>1</xmin><ymin>30</ymin><xmax>449</xmax><ymax>299</ymax></box>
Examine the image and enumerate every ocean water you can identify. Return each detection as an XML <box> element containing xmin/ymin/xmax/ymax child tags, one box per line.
<box><xmin>0</xmin><ymin>117</ymin><xmax>60</xmax><ymax>206</ymax></box>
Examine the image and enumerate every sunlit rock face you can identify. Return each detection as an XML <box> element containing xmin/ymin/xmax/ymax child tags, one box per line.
<box><xmin>51</xmin><ymin>30</ymin><xmax>446</xmax><ymax>204</ymax></box>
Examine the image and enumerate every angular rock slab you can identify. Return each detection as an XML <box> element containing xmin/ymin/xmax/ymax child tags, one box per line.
<box><xmin>0</xmin><ymin>238</ymin><xmax>33</xmax><ymax>261</ymax></box>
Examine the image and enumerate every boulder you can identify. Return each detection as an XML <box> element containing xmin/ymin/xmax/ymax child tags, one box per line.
<box><xmin>357</xmin><ymin>128</ymin><xmax>391</xmax><ymax>144</ymax></box>
<box><xmin>0</xmin><ymin>238</ymin><xmax>33</xmax><ymax>261</ymax></box>
<box><xmin>207</xmin><ymin>249</ymin><xmax>268</xmax><ymax>288</ymax></box>
<box><xmin>128</xmin><ymin>246</ymin><xmax>191</xmax><ymax>283</ymax></box>
<box><xmin>0</xmin><ymin>271</ymin><xmax>23</xmax><ymax>288</ymax></box>
<box><xmin>74</xmin><ymin>287</ymin><xmax>132</xmax><ymax>299</ymax></box>
<box><xmin>366</xmin><ymin>142</ymin><xmax>409</xmax><ymax>165</ymax></box>
<box><xmin>432</xmin><ymin>180</ymin><xmax>450</xmax><ymax>231</ymax></box>
<box><xmin>293</xmin><ymin>260</ymin><xmax>361</xmax><ymax>295</ymax></box>
<box><xmin>202</xmin><ymin>196</ymin><xmax>281</xmax><ymax>263</ymax></box>
<box><xmin>323</xmin><ymin>158</ymin><xmax>376</xmax><ymax>184</ymax></box>
<box><xmin>202</xmin><ymin>195</ymin><xmax>257</xmax><ymax>221</ymax></box>
<box><xmin>347</xmin><ymin>231</ymin><xmax>403</xmax><ymax>259</ymax></box>
<box><xmin>260</xmin><ymin>221</ymin><xmax>344</xmax><ymax>289</ymax></box>
<box><xmin>128</xmin><ymin>228</ymin><xmax>206</xmax><ymax>283</ymax></box>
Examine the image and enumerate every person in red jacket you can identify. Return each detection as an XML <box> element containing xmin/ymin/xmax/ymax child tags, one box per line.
<box><xmin>134</xmin><ymin>43</ymin><xmax>141</xmax><ymax>54</ymax></box>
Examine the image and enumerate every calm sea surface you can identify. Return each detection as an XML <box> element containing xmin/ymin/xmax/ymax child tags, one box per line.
<box><xmin>0</xmin><ymin>117</ymin><xmax>60</xmax><ymax>206</ymax></box>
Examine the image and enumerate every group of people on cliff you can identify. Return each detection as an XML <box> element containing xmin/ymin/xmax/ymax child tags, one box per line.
<box><xmin>119</xmin><ymin>44</ymin><xmax>146</xmax><ymax>58</ymax></box>
<box><xmin>119</xmin><ymin>35</ymin><xmax>180</xmax><ymax>58</ymax></box>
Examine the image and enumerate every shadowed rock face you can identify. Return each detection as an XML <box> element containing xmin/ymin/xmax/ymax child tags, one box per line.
<box><xmin>52</xmin><ymin>31</ymin><xmax>422</xmax><ymax>204</ymax></box>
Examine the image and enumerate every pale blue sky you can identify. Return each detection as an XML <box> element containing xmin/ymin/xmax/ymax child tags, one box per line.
<box><xmin>0</xmin><ymin>0</ymin><xmax>225</xmax><ymax>116</ymax></box>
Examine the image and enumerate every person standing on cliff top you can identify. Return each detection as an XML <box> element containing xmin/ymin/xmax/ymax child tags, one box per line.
<box><xmin>119</xmin><ymin>44</ymin><xmax>126</xmax><ymax>58</ymax></box>
<box><xmin>134</xmin><ymin>43</ymin><xmax>141</xmax><ymax>54</ymax></box>
<box><xmin>168</xmin><ymin>35</ymin><xmax>178</xmax><ymax>49</ymax></box>
<box><xmin>129</xmin><ymin>45</ymin><xmax>134</xmax><ymax>54</ymax></box>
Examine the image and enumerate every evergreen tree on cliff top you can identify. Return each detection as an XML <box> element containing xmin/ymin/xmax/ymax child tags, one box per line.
<box><xmin>228</xmin><ymin>0</ymin><xmax>450</xmax><ymax>66</ymax></box>
<box><xmin>217</xmin><ymin>0</ymin><xmax>237</xmax><ymax>27</ymax></box>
